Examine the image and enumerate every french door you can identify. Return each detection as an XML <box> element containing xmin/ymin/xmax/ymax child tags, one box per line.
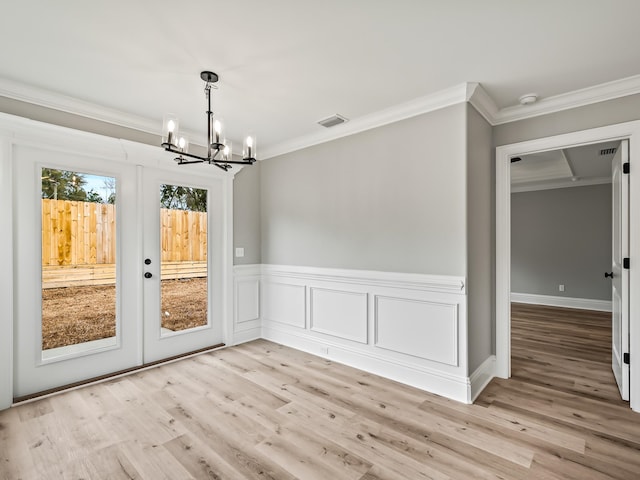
<box><xmin>13</xmin><ymin>147</ymin><xmax>224</xmax><ymax>398</ymax></box>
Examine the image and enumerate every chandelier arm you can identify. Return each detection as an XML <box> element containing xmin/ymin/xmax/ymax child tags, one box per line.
<box><xmin>214</xmin><ymin>159</ymin><xmax>257</xmax><ymax>165</ymax></box>
<box><xmin>163</xmin><ymin>145</ymin><xmax>254</xmax><ymax>165</ymax></box>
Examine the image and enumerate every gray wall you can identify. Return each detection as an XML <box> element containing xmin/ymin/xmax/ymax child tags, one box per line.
<box><xmin>466</xmin><ymin>104</ymin><xmax>494</xmax><ymax>373</ymax></box>
<box><xmin>233</xmin><ymin>162</ymin><xmax>261</xmax><ymax>265</ymax></box>
<box><xmin>494</xmin><ymin>93</ymin><xmax>640</xmax><ymax>147</ymax></box>
<box><xmin>511</xmin><ymin>184</ymin><xmax>612</xmax><ymax>300</ymax></box>
<box><xmin>260</xmin><ymin>104</ymin><xmax>467</xmax><ymax>275</ymax></box>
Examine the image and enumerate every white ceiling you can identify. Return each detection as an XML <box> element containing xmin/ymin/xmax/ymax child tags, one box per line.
<box><xmin>2</xmin><ymin>1</ymin><xmax>640</xmax><ymax>158</ymax></box>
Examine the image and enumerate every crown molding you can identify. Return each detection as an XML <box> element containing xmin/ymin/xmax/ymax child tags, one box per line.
<box><xmin>260</xmin><ymin>83</ymin><xmax>472</xmax><ymax>159</ymax></box>
<box><xmin>3</xmin><ymin>73</ymin><xmax>640</xmax><ymax>159</ymax></box>
<box><xmin>0</xmin><ymin>77</ymin><xmax>160</xmax><ymax>135</ymax></box>
<box><xmin>467</xmin><ymin>83</ymin><xmax>499</xmax><ymax>125</ymax></box>
<box><xmin>492</xmin><ymin>74</ymin><xmax>640</xmax><ymax>125</ymax></box>
<box><xmin>0</xmin><ymin>76</ymin><xmax>205</xmax><ymax>143</ymax></box>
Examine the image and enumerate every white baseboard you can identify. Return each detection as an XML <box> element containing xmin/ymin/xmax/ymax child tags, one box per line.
<box><xmin>262</xmin><ymin>324</ymin><xmax>471</xmax><ymax>404</ymax></box>
<box><xmin>469</xmin><ymin>355</ymin><xmax>496</xmax><ymax>402</ymax></box>
<box><xmin>511</xmin><ymin>292</ymin><xmax>612</xmax><ymax>312</ymax></box>
<box><xmin>230</xmin><ymin>328</ymin><xmax>261</xmax><ymax>346</ymax></box>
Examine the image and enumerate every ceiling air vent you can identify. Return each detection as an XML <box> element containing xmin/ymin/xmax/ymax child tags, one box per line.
<box><xmin>317</xmin><ymin>114</ymin><xmax>348</xmax><ymax>128</ymax></box>
<box><xmin>600</xmin><ymin>148</ymin><xmax>617</xmax><ymax>156</ymax></box>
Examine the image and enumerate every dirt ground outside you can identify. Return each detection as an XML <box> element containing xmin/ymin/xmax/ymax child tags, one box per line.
<box><xmin>42</xmin><ymin>277</ymin><xmax>208</xmax><ymax>350</ymax></box>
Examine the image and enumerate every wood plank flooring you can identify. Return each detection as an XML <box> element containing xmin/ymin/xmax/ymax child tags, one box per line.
<box><xmin>1</xmin><ymin>304</ymin><xmax>639</xmax><ymax>479</ymax></box>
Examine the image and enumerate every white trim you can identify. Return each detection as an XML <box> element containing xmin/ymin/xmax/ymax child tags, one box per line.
<box><xmin>469</xmin><ymin>355</ymin><xmax>496</xmax><ymax>402</ymax></box>
<box><xmin>4</xmin><ymin>74</ymin><xmax>640</xmax><ymax>159</ymax></box>
<box><xmin>230</xmin><ymin>328</ymin><xmax>262</xmax><ymax>346</ymax></box>
<box><xmin>0</xmin><ymin>76</ymin><xmax>160</xmax><ymax>135</ymax></box>
<box><xmin>262</xmin><ymin>324</ymin><xmax>471</xmax><ymax>404</ymax></box>
<box><xmin>467</xmin><ymin>83</ymin><xmax>499</xmax><ymax>125</ymax></box>
<box><xmin>511</xmin><ymin>293</ymin><xmax>612</xmax><ymax>312</ymax></box>
<box><xmin>511</xmin><ymin>175</ymin><xmax>611</xmax><ymax>193</ymax></box>
<box><xmin>233</xmin><ymin>264</ymin><xmax>262</xmax><ymax>276</ymax></box>
<box><xmin>0</xmin><ymin>137</ymin><xmax>13</xmax><ymax>410</ymax></box>
<box><xmin>496</xmin><ymin>120</ymin><xmax>640</xmax><ymax>413</ymax></box>
<box><xmin>0</xmin><ymin>76</ymin><xmax>202</xmax><ymax>143</ymax></box>
<box><xmin>261</xmin><ymin>83</ymin><xmax>472</xmax><ymax>159</ymax></box>
<box><xmin>493</xmin><ymin>74</ymin><xmax>640</xmax><ymax>125</ymax></box>
<box><xmin>261</xmin><ymin>264</ymin><xmax>465</xmax><ymax>294</ymax></box>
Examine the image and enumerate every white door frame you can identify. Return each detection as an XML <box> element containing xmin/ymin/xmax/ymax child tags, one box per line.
<box><xmin>496</xmin><ymin>120</ymin><xmax>640</xmax><ymax>412</ymax></box>
<box><xmin>0</xmin><ymin>114</ymin><xmax>236</xmax><ymax>410</ymax></box>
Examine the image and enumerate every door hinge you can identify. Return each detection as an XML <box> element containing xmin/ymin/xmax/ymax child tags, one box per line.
<box><xmin>623</xmin><ymin>162</ymin><xmax>630</xmax><ymax>174</ymax></box>
<box><xmin>624</xmin><ymin>257</ymin><xmax>630</xmax><ymax>269</ymax></box>
<box><xmin>624</xmin><ymin>352</ymin><xmax>630</xmax><ymax>365</ymax></box>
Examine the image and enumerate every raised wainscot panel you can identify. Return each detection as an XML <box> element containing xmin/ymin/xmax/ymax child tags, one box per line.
<box><xmin>235</xmin><ymin>278</ymin><xmax>260</xmax><ymax>331</ymax></box>
<box><xmin>310</xmin><ymin>287</ymin><xmax>368</xmax><ymax>343</ymax></box>
<box><xmin>263</xmin><ymin>282</ymin><xmax>306</xmax><ymax>328</ymax></box>
<box><xmin>374</xmin><ymin>295</ymin><xmax>458</xmax><ymax>366</ymax></box>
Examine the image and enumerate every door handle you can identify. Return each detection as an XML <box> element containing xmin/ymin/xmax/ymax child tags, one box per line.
<box><xmin>144</xmin><ymin>272</ymin><xmax>153</xmax><ymax>279</ymax></box>
<box><xmin>604</xmin><ymin>272</ymin><xmax>614</xmax><ymax>279</ymax></box>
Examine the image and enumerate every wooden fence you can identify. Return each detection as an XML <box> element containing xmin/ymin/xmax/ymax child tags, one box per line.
<box><xmin>42</xmin><ymin>261</ymin><xmax>207</xmax><ymax>288</ymax></box>
<box><xmin>41</xmin><ymin>199</ymin><xmax>208</xmax><ymax>266</ymax></box>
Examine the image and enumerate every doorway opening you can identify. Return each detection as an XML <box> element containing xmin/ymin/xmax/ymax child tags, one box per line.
<box><xmin>509</xmin><ymin>141</ymin><xmax>622</xmax><ymax>403</ymax></box>
<box><xmin>495</xmin><ymin>120</ymin><xmax>640</xmax><ymax>413</ymax></box>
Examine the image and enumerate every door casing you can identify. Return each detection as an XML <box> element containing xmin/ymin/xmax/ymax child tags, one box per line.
<box><xmin>495</xmin><ymin>120</ymin><xmax>640</xmax><ymax>412</ymax></box>
<box><xmin>0</xmin><ymin>115</ymin><xmax>236</xmax><ymax>409</ymax></box>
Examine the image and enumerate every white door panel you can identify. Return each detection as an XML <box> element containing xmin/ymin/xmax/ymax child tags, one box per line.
<box><xmin>611</xmin><ymin>139</ymin><xmax>629</xmax><ymax>401</ymax></box>
<box><xmin>13</xmin><ymin>146</ymin><xmax>140</xmax><ymax>397</ymax></box>
<box><xmin>142</xmin><ymin>168</ymin><xmax>224</xmax><ymax>363</ymax></box>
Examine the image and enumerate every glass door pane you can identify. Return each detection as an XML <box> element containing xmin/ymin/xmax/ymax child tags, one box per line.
<box><xmin>159</xmin><ymin>184</ymin><xmax>209</xmax><ymax>335</ymax></box>
<box><xmin>41</xmin><ymin>169</ymin><xmax>118</xmax><ymax>360</ymax></box>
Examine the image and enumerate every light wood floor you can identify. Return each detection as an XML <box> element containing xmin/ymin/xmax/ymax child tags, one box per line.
<box><xmin>1</xmin><ymin>304</ymin><xmax>639</xmax><ymax>479</ymax></box>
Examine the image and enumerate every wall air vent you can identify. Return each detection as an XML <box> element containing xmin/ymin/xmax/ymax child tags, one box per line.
<box><xmin>317</xmin><ymin>114</ymin><xmax>348</xmax><ymax>128</ymax></box>
<box><xmin>600</xmin><ymin>148</ymin><xmax>617</xmax><ymax>156</ymax></box>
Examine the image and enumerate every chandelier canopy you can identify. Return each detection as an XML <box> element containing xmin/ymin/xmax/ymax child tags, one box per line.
<box><xmin>161</xmin><ymin>71</ymin><xmax>257</xmax><ymax>171</ymax></box>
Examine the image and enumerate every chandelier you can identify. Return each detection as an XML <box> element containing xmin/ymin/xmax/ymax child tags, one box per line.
<box><xmin>161</xmin><ymin>71</ymin><xmax>257</xmax><ymax>171</ymax></box>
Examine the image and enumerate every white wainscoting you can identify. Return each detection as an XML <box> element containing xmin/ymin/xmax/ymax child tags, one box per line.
<box><xmin>233</xmin><ymin>264</ymin><xmax>495</xmax><ymax>404</ymax></box>
<box><xmin>232</xmin><ymin>265</ymin><xmax>262</xmax><ymax>344</ymax></box>
<box><xmin>374</xmin><ymin>296</ymin><xmax>459</xmax><ymax>366</ymax></box>
<box><xmin>260</xmin><ymin>265</ymin><xmax>474</xmax><ymax>403</ymax></box>
<box><xmin>310</xmin><ymin>287</ymin><xmax>368</xmax><ymax>343</ymax></box>
<box><xmin>263</xmin><ymin>282</ymin><xmax>307</xmax><ymax>329</ymax></box>
<box><xmin>511</xmin><ymin>292</ymin><xmax>612</xmax><ymax>312</ymax></box>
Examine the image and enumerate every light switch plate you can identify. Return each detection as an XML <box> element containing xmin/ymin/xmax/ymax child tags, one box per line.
<box><xmin>235</xmin><ymin>247</ymin><xmax>245</xmax><ymax>258</ymax></box>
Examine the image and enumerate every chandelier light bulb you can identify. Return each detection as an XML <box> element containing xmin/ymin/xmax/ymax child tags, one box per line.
<box><xmin>178</xmin><ymin>137</ymin><xmax>186</xmax><ymax>149</ymax></box>
<box><xmin>243</xmin><ymin>135</ymin><xmax>256</xmax><ymax>161</ymax></box>
<box><xmin>163</xmin><ymin>114</ymin><xmax>179</xmax><ymax>146</ymax></box>
<box><xmin>213</xmin><ymin>119</ymin><xmax>222</xmax><ymax>144</ymax></box>
<box><xmin>167</xmin><ymin>120</ymin><xmax>176</xmax><ymax>145</ymax></box>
